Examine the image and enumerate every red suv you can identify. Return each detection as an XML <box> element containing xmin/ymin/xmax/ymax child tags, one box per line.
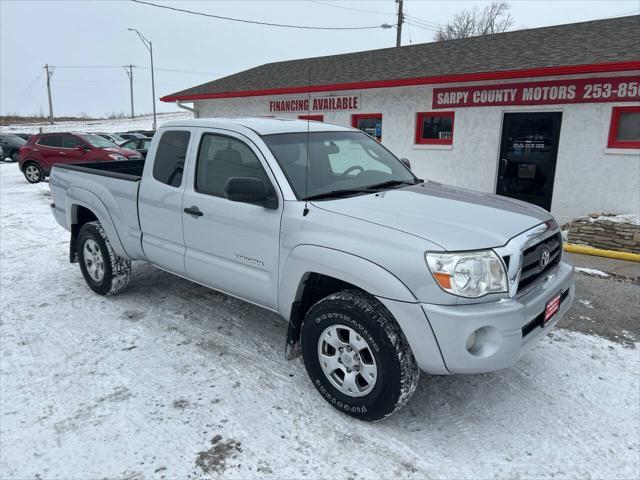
<box><xmin>18</xmin><ymin>132</ymin><xmax>143</xmax><ymax>183</ymax></box>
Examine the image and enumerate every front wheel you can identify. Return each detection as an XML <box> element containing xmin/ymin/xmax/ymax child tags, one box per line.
<box><xmin>301</xmin><ymin>290</ymin><xmax>419</xmax><ymax>421</ymax></box>
<box><xmin>78</xmin><ymin>221</ymin><xmax>131</xmax><ymax>295</ymax></box>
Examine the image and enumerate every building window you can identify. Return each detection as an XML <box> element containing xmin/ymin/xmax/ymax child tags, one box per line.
<box><xmin>415</xmin><ymin>111</ymin><xmax>455</xmax><ymax>145</ymax></box>
<box><xmin>608</xmin><ymin>106</ymin><xmax>640</xmax><ymax>149</ymax></box>
<box><xmin>351</xmin><ymin>114</ymin><xmax>382</xmax><ymax>141</ymax></box>
<box><xmin>298</xmin><ymin>114</ymin><xmax>324</xmax><ymax>121</ymax></box>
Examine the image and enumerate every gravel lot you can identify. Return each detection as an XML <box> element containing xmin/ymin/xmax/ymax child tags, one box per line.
<box><xmin>1</xmin><ymin>162</ymin><xmax>638</xmax><ymax>479</ymax></box>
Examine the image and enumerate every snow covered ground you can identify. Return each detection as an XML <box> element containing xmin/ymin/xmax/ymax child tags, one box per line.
<box><xmin>1</xmin><ymin>163</ymin><xmax>639</xmax><ymax>479</ymax></box>
<box><xmin>0</xmin><ymin>111</ymin><xmax>192</xmax><ymax>135</ymax></box>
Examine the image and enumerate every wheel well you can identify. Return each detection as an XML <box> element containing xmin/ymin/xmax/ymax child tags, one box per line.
<box><xmin>69</xmin><ymin>206</ymin><xmax>98</xmax><ymax>263</ymax></box>
<box><xmin>21</xmin><ymin>159</ymin><xmax>38</xmax><ymax>171</ymax></box>
<box><xmin>285</xmin><ymin>273</ymin><xmax>362</xmax><ymax>360</ymax></box>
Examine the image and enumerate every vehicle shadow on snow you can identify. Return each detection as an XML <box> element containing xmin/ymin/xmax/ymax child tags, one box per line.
<box><xmin>112</xmin><ymin>261</ymin><xmax>562</xmax><ymax>430</ymax></box>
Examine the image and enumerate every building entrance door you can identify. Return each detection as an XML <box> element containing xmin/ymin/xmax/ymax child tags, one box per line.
<box><xmin>496</xmin><ymin>112</ymin><xmax>562</xmax><ymax>211</ymax></box>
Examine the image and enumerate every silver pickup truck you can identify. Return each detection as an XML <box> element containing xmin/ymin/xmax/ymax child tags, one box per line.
<box><xmin>49</xmin><ymin>118</ymin><xmax>575</xmax><ymax>421</ymax></box>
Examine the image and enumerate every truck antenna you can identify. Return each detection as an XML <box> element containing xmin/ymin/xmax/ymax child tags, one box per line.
<box><xmin>303</xmin><ymin>65</ymin><xmax>311</xmax><ymax>217</ymax></box>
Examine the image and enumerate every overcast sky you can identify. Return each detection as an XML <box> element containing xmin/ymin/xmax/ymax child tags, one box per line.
<box><xmin>1</xmin><ymin>0</ymin><xmax>638</xmax><ymax>117</ymax></box>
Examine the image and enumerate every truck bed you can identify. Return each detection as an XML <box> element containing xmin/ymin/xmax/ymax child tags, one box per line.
<box><xmin>54</xmin><ymin>160</ymin><xmax>145</xmax><ymax>181</ymax></box>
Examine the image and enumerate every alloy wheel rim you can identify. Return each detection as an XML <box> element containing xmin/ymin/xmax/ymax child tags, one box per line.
<box><xmin>25</xmin><ymin>165</ymin><xmax>39</xmax><ymax>181</ymax></box>
<box><xmin>83</xmin><ymin>239</ymin><xmax>105</xmax><ymax>282</ymax></box>
<box><xmin>317</xmin><ymin>324</ymin><xmax>378</xmax><ymax>397</ymax></box>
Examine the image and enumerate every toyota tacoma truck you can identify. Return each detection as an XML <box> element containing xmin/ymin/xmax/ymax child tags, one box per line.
<box><xmin>49</xmin><ymin>118</ymin><xmax>575</xmax><ymax>421</ymax></box>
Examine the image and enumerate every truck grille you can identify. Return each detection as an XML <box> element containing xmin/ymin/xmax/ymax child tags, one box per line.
<box><xmin>517</xmin><ymin>232</ymin><xmax>562</xmax><ymax>293</ymax></box>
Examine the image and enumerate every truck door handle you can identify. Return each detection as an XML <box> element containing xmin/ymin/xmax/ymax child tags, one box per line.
<box><xmin>184</xmin><ymin>206</ymin><xmax>203</xmax><ymax>217</ymax></box>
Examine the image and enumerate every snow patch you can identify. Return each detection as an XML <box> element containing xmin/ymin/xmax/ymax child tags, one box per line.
<box><xmin>589</xmin><ymin>213</ymin><xmax>640</xmax><ymax>226</ymax></box>
<box><xmin>575</xmin><ymin>267</ymin><xmax>610</xmax><ymax>278</ymax></box>
<box><xmin>0</xmin><ymin>111</ymin><xmax>192</xmax><ymax>135</ymax></box>
<box><xmin>1</xmin><ymin>165</ymin><xmax>638</xmax><ymax>479</ymax></box>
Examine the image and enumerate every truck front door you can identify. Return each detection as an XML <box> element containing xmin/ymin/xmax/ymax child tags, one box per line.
<box><xmin>181</xmin><ymin>129</ymin><xmax>282</xmax><ymax>310</ymax></box>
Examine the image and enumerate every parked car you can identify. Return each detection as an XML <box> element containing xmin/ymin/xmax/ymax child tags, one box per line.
<box><xmin>96</xmin><ymin>133</ymin><xmax>127</xmax><ymax>145</ymax></box>
<box><xmin>19</xmin><ymin>132</ymin><xmax>142</xmax><ymax>183</ymax></box>
<box><xmin>0</xmin><ymin>133</ymin><xmax>27</xmax><ymax>162</ymax></box>
<box><xmin>48</xmin><ymin>118</ymin><xmax>575</xmax><ymax>421</ymax></box>
<box><xmin>0</xmin><ymin>145</ymin><xmax>4</xmax><ymax>160</ymax></box>
<box><xmin>14</xmin><ymin>133</ymin><xmax>32</xmax><ymax>141</ymax></box>
<box><xmin>120</xmin><ymin>137</ymin><xmax>151</xmax><ymax>158</ymax></box>
<box><xmin>127</xmin><ymin>129</ymin><xmax>155</xmax><ymax>137</ymax></box>
<box><xmin>115</xmin><ymin>132</ymin><xmax>145</xmax><ymax>141</ymax></box>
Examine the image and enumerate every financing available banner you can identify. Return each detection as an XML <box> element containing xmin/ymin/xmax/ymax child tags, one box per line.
<box><xmin>269</xmin><ymin>95</ymin><xmax>360</xmax><ymax>113</ymax></box>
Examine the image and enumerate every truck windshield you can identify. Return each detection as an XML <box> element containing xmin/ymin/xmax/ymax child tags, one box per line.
<box><xmin>80</xmin><ymin>134</ymin><xmax>117</xmax><ymax>148</ymax></box>
<box><xmin>263</xmin><ymin>131</ymin><xmax>417</xmax><ymax>200</ymax></box>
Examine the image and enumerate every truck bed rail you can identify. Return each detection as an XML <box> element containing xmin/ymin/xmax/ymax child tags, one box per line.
<box><xmin>54</xmin><ymin>160</ymin><xmax>145</xmax><ymax>182</ymax></box>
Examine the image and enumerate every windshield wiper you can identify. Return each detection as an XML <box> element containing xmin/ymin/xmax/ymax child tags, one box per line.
<box><xmin>305</xmin><ymin>179</ymin><xmax>424</xmax><ymax>201</ymax></box>
<box><xmin>365</xmin><ymin>179</ymin><xmax>422</xmax><ymax>191</ymax></box>
<box><xmin>305</xmin><ymin>188</ymin><xmax>374</xmax><ymax>201</ymax></box>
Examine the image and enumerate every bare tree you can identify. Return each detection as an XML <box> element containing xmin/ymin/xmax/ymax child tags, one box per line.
<box><xmin>436</xmin><ymin>2</ymin><xmax>514</xmax><ymax>41</ymax></box>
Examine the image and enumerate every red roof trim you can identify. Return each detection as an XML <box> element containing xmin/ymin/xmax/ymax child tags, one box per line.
<box><xmin>160</xmin><ymin>60</ymin><xmax>640</xmax><ymax>102</ymax></box>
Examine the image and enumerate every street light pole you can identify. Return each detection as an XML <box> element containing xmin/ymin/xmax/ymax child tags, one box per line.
<box><xmin>128</xmin><ymin>28</ymin><xmax>157</xmax><ymax>130</ymax></box>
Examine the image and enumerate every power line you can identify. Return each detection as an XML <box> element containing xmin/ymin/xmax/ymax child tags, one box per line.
<box><xmin>404</xmin><ymin>14</ymin><xmax>443</xmax><ymax>29</ymax></box>
<box><xmin>49</xmin><ymin>64</ymin><xmax>221</xmax><ymax>77</ymax></box>
<box><xmin>130</xmin><ymin>0</ymin><xmax>391</xmax><ymax>30</ymax></box>
<box><xmin>404</xmin><ymin>19</ymin><xmax>440</xmax><ymax>33</ymax></box>
<box><xmin>7</xmin><ymin>72</ymin><xmax>43</xmax><ymax>113</ymax></box>
<box><xmin>404</xmin><ymin>16</ymin><xmax>442</xmax><ymax>31</ymax></box>
<box><xmin>308</xmin><ymin>0</ymin><xmax>394</xmax><ymax>16</ymax></box>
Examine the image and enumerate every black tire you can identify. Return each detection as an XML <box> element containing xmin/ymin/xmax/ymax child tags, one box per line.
<box><xmin>23</xmin><ymin>161</ymin><xmax>43</xmax><ymax>183</ymax></box>
<box><xmin>301</xmin><ymin>289</ymin><xmax>419</xmax><ymax>421</ymax></box>
<box><xmin>77</xmin><ymin>221</ymin><xmax>131</xmax><ymax>296</ymax></box>
<box><xmin>10</xmin><ymin>150</ymin><xmax>19</xmax><ymax>162</ymax></box>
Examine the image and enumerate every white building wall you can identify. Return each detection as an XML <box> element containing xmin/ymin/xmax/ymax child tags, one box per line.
<box><xmin>194</xmin><ymin>72</ymin><xmax>640</xmax><ymax>223</ymax></box>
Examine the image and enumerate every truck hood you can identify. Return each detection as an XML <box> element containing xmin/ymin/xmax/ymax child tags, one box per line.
<box><xmin>312</xmin><ymin>181</ymin><xmax>553</xmax><ymax>251</ymax></box>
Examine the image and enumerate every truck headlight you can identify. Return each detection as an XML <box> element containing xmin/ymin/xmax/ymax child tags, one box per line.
<box><xmin>108</xmin><ymin>154</ymin><xmax>127</xmax><ymax>161</ymax></box>
<box><xmin>425</xmin><ymin>250</ymin><xmax>508</xmax><ymax>298</ymax></box>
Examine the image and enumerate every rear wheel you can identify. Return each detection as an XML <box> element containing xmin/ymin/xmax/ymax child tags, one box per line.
<box><xmin>301</xmin><ymin>289</ymin><xmax>419</xmax><ymax>421</ymax></box>
<box><xmin>23</xmin><ymin>162</ymin><xmax>43</xmax><ymax>183</ymax></box>
<box><xmin>78</xmin><ymin>221</ymin><xmax>131</xmax><ymax>295</ymax></box>
<box><xmin>10</xmin><ymin>150</ymin><xmax>19</xmax><ymax>162</ymax></box>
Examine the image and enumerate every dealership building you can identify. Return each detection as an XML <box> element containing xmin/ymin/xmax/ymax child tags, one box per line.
<box><xmin>162</xmin><ymin>16</ymin><xmax>640</xmax><ymax>223</ymax></box>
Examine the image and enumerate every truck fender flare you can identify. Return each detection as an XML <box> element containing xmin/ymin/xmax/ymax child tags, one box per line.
<box><xmin>279</xmin><ymin>245</ymin><xmax>417</xmax><ymax>319</ymax></box>
<box><xmin>279</xmin><ymin>245</ymin><xmax>417</xmax><ymax>356</ymax></box>
<box><xmin>65</xmin><ymin>187</ymin><xmax>129</xmax><ymax>259</ymax></box>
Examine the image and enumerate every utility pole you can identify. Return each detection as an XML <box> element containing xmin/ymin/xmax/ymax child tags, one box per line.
<box><xmin>43</xmin><ymin>64</ymin><xmax>54</xmax><ymax>124</ymax></box>
<box><xmin>128</xmin><ymin>28</ymin><xmax>157</xmax><ymax>130</ymax></box>
<box><xmin>396</xmin><ymin>0</ymin><xmax>404</xmax><ymax>47</ymax></box>
<box><xmin>125</xmin><ymin>65</ymin><xmax>135</xmax><ymax>118</ymax></box>
<box><xmin>149</xmin><ymin>42</ymin><xmax>157</xmax><ymax>130</ymax></box>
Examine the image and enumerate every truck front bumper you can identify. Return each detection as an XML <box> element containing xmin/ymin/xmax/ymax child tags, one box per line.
<box><xmin>422</xmin><ymin>260</ymin><xmax>575</xmax><ymax>374</ymax></box>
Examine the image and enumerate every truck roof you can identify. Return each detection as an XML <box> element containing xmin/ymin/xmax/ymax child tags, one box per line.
<box><xmin>160</xmin><ymin>117</ymin><xmax>355</xmax><ymax>135</ymax></box>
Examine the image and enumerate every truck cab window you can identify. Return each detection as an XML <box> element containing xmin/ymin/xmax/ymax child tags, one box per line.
<box><xmin>195</xmin><ymin>134</ymin><xmax>271</xmax><ymax>198</ymax></box>
<box><xmin>153</xmin><ymin>130</ymin><xmax>191</xmax><ymax>187</ymax></box>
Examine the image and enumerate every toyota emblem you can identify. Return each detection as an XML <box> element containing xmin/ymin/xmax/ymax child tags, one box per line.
<box><xmin>540</xmin><ymin>248</ymin><xmax>551</xmax><ymax>268</ymax></box>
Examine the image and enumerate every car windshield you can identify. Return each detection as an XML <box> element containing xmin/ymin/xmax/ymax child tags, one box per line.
<box><xmin>1</xmin><ymin>134</ymin><xmax>26</xmax><ymax>144</ymax></box>
<box><xmin>80</xmin><ymin>134</ymin><xmax>117</xmax><ymax>148</ymax></box>
<box><xmin>263</xmin><ymin>131</ymin><xmax>417</xmax><ymax>200</ymax></box>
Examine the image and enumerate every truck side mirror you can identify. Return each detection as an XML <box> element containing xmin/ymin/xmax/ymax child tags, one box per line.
<box><xmin>224</xmin><ymin>177</ymin><xmax>278</xmax><ymax>209</ymax></box>
<box><xmin>400</xmin><ymin>158</ymin><xmax>411</xmax><ymax>170</ymax></box>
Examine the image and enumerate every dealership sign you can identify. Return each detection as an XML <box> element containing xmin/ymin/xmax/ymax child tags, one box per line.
<box><xmin>432</xmin><ymin>76</ymin><xmax>640</xmax><ymax>109</ymax></box>
<box><xmin>269</xmin><ymin>95</ymin><xmax>360</xmax><ymax>113</ymax></box>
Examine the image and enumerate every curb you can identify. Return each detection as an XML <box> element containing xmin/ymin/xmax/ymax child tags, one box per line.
<box><xmin>564</xmin><ymin>243</ymin><xmax>640</xmax><ymax>262</ymax></box>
